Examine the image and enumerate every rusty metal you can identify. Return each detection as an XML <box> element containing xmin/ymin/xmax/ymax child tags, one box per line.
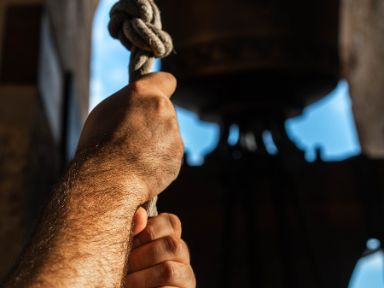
<box><xmin>152</xmin><ymin>2</ymin><xmax>381</xmax><ymax>288</ymax></box>
<box><xmin>157</xmin><ymin>0</ymin><xmax>340</xmax><ymax>121</ymax></box>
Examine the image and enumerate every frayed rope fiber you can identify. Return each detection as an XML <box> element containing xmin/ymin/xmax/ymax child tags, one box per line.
<box><xmin>109</xmin><ymin>0</ymin><xmax>174</xmax><ymax>216</ymax></box>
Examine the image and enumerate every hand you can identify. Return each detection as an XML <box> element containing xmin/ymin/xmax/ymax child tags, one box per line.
<box><xmin>4</xmin><ymin>74</ymin><xmax>184</xmax><ymax>288</ymax></box>
<box><xmin>126</xmin><ymin>209</ymin><xmax>196</xmax><ymax>288</ymax></box>
<box><xmin>77</xmin><ymin>72</ymin><xmax>184</xmax><ymax>202</ymax></box>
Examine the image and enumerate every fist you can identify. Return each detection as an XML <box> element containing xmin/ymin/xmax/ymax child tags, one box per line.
<box><xmin>77</xmin><ymin>72</ymin><xmax>184</xmax><ymax>201</ymax></box>
<box><xmin>126</xmin><ymin>210</ymin><xmax>196</xmax><ymax>288</ymax></box>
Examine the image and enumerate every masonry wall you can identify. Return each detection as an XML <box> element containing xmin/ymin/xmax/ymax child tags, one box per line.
<box><xmin>341</xmin><ymin>0</ymin><xmax>384</xmax><ymax>158</ymax></box>
<box><xmin>0</xmin><ymin>0</ymin><xmax>98</xmax><ymax>280</ymax></box>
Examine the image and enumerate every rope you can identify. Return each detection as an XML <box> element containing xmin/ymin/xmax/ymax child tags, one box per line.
<box><xmin>108</xmin><ymin>0</ymin><xmax>174</xmax><ymax>216</ymax></box>
<box><xmin>109</xmin><ymin>0</ymin><xmax>173</xmax><ymax>82</ymax></box>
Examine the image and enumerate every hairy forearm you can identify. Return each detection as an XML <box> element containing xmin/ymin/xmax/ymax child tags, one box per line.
<box><xmin>4</xmin><ymin>72</ymin><xmax>182</xmax><ymax>288</ymax></box>
<box><xmin>5</xmin><ymin>156</ymin><xmax>145</xmax><ymax>288</ymax></box>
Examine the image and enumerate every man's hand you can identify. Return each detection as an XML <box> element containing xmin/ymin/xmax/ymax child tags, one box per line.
<box><xmin>128</xmin><ymin>209</ymin><xmax>196</xmax><ymax>288</ymax></box>
<box><xmin>5</xmin><ymin>73</ymin><xmax>186</xmax><ymax>288</ymax></box>
<box><xmin>77</xmin><ymin>72</ymin><xmax>184</xmax><ymax>203</ymax></box>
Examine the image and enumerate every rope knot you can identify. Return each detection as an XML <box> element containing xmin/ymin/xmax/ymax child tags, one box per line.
<box><xmin>109</xmin><ymin>0</ymin><xmax>173</xmax><ymax>80</ymax></box>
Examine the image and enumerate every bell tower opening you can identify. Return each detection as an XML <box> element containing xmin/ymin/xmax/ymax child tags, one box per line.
<box><xmin>90</xmin><ymin>1</ymin><xmax>382</xmax><ymax>287</ymax></box>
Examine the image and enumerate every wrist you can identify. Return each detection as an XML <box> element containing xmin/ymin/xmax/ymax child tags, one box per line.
<box><xmin>32</xmin><ymin>156</ymin><xmax>146</xmax><ymax>287</ymax></box>
<box><xmin>6</xmin><ymin>149</ymin><xmax>149</xmax><ymax>288</ymax></box>
<box><xmin>71</xmin><ymin>150</ymin><xmax>149</xmax><ymax>206</ymax></box>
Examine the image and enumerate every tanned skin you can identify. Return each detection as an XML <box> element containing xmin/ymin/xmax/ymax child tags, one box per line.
<box><xmin>126</xmin><ymin>209</ymin><xmax>195</xmax><ymax>287</ymax></box>
<box><xmin>4</xmin><ymin>72</ymin><xmax>195</xmax><ymax>288</ymax></box>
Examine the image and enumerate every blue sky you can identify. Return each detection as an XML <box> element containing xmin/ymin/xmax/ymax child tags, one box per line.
<box><xmin>286</xmin><ymin>80</ymin><xmax>361</xmax><ymax>162</ymax></box>
<box><xmin>91</xmin><ymin>1</ymin><xmax>383</xmax><ymax>287</ymax></box>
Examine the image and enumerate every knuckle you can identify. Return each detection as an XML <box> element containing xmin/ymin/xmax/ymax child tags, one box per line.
<box><xmin>143</xmin><ymin>224</ymin><xmax>156</xmax><ymax>242</ymax></box>
<box><xmin>158</xmin><ymin>72</ymin><xmax>177</xmax><ymax>90</ymax></box>
<box><xmin>160</xmin><ymin>261</ymin><xmax>179</xmax><ymax>282</ymax></box>
<box><xmin>156</xmin><ymin>96</ymin><xmax>172</xmax><ymax>112</ymax></box>
<box><xmin>148</xmin><ymin>95</ymin><xmax>172</xmax><ymax>114</ymax></box>
<box><xmin>129</xmin><ymin>80</ymin><xmax>146</xmax><ymax>95</ymax></box>
<box><xmin>163</xmin><ymin>235</ymin><xmax>183</xmax><ymax>255</ymax></box>
<box><xmin>166</xmin><ymin>213</ymin><xmax>182</xmax><ymax>235</ymax></box>
<box><xmin>162</xmin><ymin>71</ymin><xmax>177</xmax><ymax>84</ymax></box>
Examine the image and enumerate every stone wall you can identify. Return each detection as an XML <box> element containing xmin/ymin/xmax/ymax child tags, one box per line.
<box><xmin>341</xmin><ymin>0</ymin><xmax>384</xmax><ymax>158</ymax></box>
<box><xmin>0</xmin><ymin>0</ymin><xmax>99</xmax><ymax>280</ymax></box>
<box><xmin>0</xmin><ymin>86</ymin><xmax>59</xmax><ymax>280</ymax></box>
<box><xmin>46</xmin><ymin>0</ymin><xmax>99</xmax><ymax>125</ymax></box>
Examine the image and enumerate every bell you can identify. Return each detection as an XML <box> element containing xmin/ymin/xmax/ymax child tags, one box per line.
<box><xmin>157</xmin><ymin>0</ymin><xmax>340</xmax><ymax>122</ymax></box>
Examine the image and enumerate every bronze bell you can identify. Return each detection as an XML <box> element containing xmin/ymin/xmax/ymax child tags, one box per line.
<box><xmin>157</xmin><ymin>0</ymin><xmax>340</xmax><ymax>122</ymax></box>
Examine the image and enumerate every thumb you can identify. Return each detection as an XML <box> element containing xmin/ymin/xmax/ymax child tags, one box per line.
<box><xmin>132</xmin><ymin>207</ymin><xmax>148</xmax><ymax>236</ymax></box>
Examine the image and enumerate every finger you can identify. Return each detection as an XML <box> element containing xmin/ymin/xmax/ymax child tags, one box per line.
<box><xmin>125</xmin><ymin>261</ymin><xmax>196</xmax><ymax>288</ymax></box>
<box><xmin>128</xmin><ymin>236</ymin><xmax>190</xmax><ymax>273</ymax></box>
<box><xmin>130</xmin><ymin>72</ymin><xmax>177</xmax><ymax>99</ymax></box>
<box><xmin>132</xmin><ymin>213</ymin><xmax>182</xmax><ymax>249</ymax></box>
<box><xmin>132</xmin><ymin>207</ymin><xmax>148</xmax><ymax>236</ymax></box>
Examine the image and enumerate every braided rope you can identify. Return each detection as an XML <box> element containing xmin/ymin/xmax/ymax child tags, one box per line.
<box><xmin>109</xmin><ymin>0</ymin><xmax>173</xmax><ymax>82</ymax></box>
<box><xmin>109</xmin><ymin>0</ymin><xmax>174</xmax><ymax>216</ymax></box>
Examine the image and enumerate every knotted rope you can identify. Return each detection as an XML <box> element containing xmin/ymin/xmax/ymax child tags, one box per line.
<box><xmin>109</xmin><ymin>0</ymin><xmax>174</xmax><ymax>216</ymax></box>
<box><xmin>109</xmin><ymin>0</ymin><xmax>173</xmax><ymax>82</ymax></box>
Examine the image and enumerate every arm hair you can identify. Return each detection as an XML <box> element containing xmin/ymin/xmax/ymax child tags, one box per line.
<box><xmin>4</xmin><ymin>155</ymin><xmax>144</xmax><ymax>288</ymax></box>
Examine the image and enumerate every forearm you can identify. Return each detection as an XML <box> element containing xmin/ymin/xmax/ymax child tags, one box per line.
<box><xmin>5</xmin><ymin>72</ymin><xmax>182</xmax><ymax>288</ymax></box>
<box><xmin>5</xmin><ymin>156</ymin><xmax>145</xmax><ymax>288</ymax></box>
